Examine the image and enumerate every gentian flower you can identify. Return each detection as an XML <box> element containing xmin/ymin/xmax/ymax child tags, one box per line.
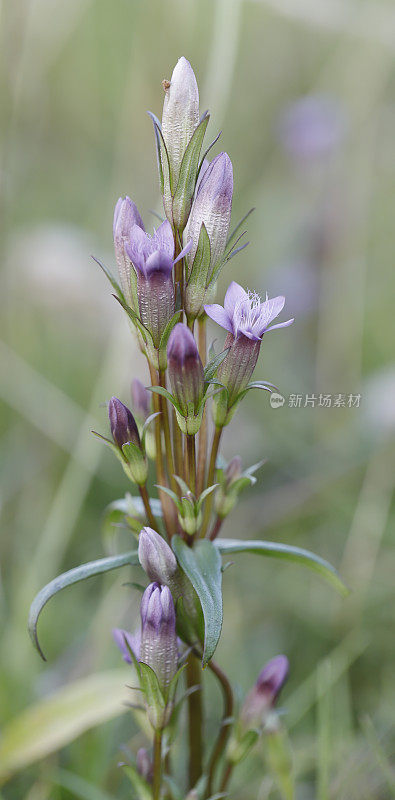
<box><xmin>184</xmin><ymin>152</ymin><xmax>234</xmax><ymax>320</ymax></box>
<box><xmin>108</xmin><ymin>397</ymin><xmax>148</xmax><ymax>485</ymax></box>
<box><xmin>167</xmin><ymin>323</ymin><xmax>205</xmax><ymax>434</ymax></box>
<box><xmin>162</xmin><ymin>57</ymin><xmax>200</xmax><ymax>187</ymax></box>
<box><xmin>241</xmin><ymin>655</ymin><xmax>289</xmax><ymax>728</ymax></box>
<box><xmin>113</xmin><ymin>196</ymin><xmax>145</xmax><ymax>307</ymax></box>
<box><xmin>138</xmin><ymin>527</ymin><xmax>179</xmax><ymax>587</ymax></box>
<box><xmin>205</xmin><ymin>281</ymin><xmax>293</xmax><ymax>421</ymax></box>
<box><xmin>125</xmin><ymin>220</ymin><xmax>191</xmax><ymax>352</ymax></box>
<box><xmin>113</xmin><ymin>582</ymin><xmax>178</xmax><ymax>693</ymax></box>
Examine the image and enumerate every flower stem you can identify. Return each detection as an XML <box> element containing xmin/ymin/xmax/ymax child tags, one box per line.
<box><xmin>199</xmin><ymin>427</ymin><xmax>222</xmax><ymax>537</ymax></box>
<box><xmin>205</xmin><ymin>659</ymin><xmax>234</xmax><ymax>798</ymax></box>
<box><xmin>209</xmin><ymin>515</ymin><xmax>224</xmax><ymax>541</ymax></box>
<box><xmin>152</xmin><ymin>729</ymin><xmax>163</xmax><ymax>800</ymax></box>
<box><xmin>173</xmin><ymin>410</ymin><xmax>184</xmax><ymax>478</ymax></box>
<box><xmin>219</xmin><ymin>760</ymin><xmax>234</xmax><ymax>794</ymax></box>
<box><xmin>186</xmin><ymin>434</ymin><xmax>196</xmax><ymax>495</ymax></box>
<box><xmin>138</xmin><ymin>484</ymin><xmax>157</xmax><ymax>530</ymax></box>
<box><xmin>159</xmin><ymin>370</ymin><xmax>178</xmax><ymax>498</ymax></box>
<box><xmin>196</xmin><ymin>318</ymin><xmax>207</xmax><ymax>496</ymax></box>
<box><xmin>148</xmin><ymin>362</ymin><xmax>173</xmax><ymax>538</ymax></box>
<box><xmin>186</xmin><ymin>654</ymin><xmax>203</xmax><ymax>786</ymax></box>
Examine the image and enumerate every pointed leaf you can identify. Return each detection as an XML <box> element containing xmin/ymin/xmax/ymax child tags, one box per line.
<box><xmin>141</xmin><ymin>411</ymin><xmax>161</xmax><ymax>452</ymax></box>
<box><xmin>112</xmin><ymin>295</ymin><xmax>152</xmax><ymax>345</ymax></box>
<box><xmin>155</xmin><ymin>484</ymin><xmax>182</xmax><ymax>512</ymax></box>
<box><xmin>197</xmin><ymin>130</ymin><xmax>222</xmax><ymax>179</ymax></box>
<box><xmin>214</xmin><ymin>539</ymin><xmax>348</xmax><ymax>596</ymax></box>
<box><xmin>29</xmin><ymin>550</ymin><xmax>140</xmax><ymax>659</ymax></box>
<box><xmin>173</xmin><ymin>474</ymin><xmax>192</xmax><ymax>497</ymax></box>
<box><xmin>91</xmin><ymin>255</ymin><xmax>126</xmax><ymax>303</ymax></box>
<box><xmin>196</xmin><ymin>483</ymin><xmax>219</xmax><ymax>513</ymax></box>
<box><xmin>147</xmin><ymin>111</ymin><xmax>172</xmax><ymax>195</ymax></box>
<box><xmin>172</xmin><ymin>113</ymin><xmax>210</xmax><ymax>227</ymax></box>
<box><xmin>186</xmin><ymin>222</ymin><xmax>211</xmax><ymax>285</ymax></box>
<box><xmin>226</xmin><ymin>208</ymin><xmax>255</xmax><ymax>249</ymax></box>
<box><xmin>159</xmin><ymin>310</ymin><xmax>183</xmax><ymax>351</ymax></box>
<box><xmin>172</xmin><ymin>537</ymin><xmax>223</xmax><ymax>665</ymax></box>
<box><xmin>121</xmin><ymin>764</ymin><xmax>152</xmax><ymax>800</ymax></box>
<box><xmin>147</xmin><ymin>385</ymin><xmax>182</xmax><ymax>415</ymax></box>
<box><xmin>204</xmin><ymin>348</ymin><xmax>230</xmax><ymax>383</ymax></box>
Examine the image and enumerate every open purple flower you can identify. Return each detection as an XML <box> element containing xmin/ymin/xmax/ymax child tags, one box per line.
<box><xmin>125</xmin><ymin>221</ymin><xmax>191</xmax><ymax>350</ymax></box>
<box><xmin>205</xmin><ymin>281</ymin><xmax>293</xmax><ymax>341</ymax></box>
<box><xmin>205</xmin><ymin>282</ymin><xmax>293</xmax><ymax>420</ymax></box>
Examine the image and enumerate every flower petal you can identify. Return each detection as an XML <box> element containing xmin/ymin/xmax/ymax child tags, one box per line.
<box><xmin>265</xmin><ymin>317</ymin><xmax>294</xmax><ymax>333</ymax></box>
<box><xmin>257</xmin><ymin>295</ymin><xmax>285</xmax><ymax>332</ymax></box>
<box><xmin>126</xmin><ymin>225</ymin><xmax>152</xmax><ymax>273</ymax></box>
<box><xmin>112</xmin><ymin>628</ymin><xmax>141</xmax><ymax>663</ymax></box>
<box><xmin>173</xmin><ymin>238</ymin><xmax>193</xmax><ymax>265</ymax></box>
<box><xmin>153</xmin><ymin>220</ymin><xmax>174</xmax><ymax>259</ymax></box>
<box><xmin>145</xmin><ymin>250</ymin><xmax>174</xmax><ymax>277</ymax></box>
<box><xmin>224</xmin><ymin>281</ymin><xmax>248</xmax><ymax>316</ymax></box>
<box><xmin>204</xmin><ymin>303</ymin><xmax>233</xmax><ymax>332</ymax></box>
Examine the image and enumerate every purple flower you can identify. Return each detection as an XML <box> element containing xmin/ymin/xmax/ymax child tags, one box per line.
<box><xmin>241</xmin><ymin>655</ymin><xmax>289</xmax><ymax>728</ymax></box>
<box><xmin>112</xmin><ymin>627</ymin><xmax>141</xmax><ymax>664</ymax></box>
<box><xmin>131</xmin><ymin>378</ymin><xmax>152</xmax><ymax>421</ymax></box>
<box><xmin>125</xmin><ymin>221</ymin><xmax>190</xmax><ymax>350</ymax></box>
<box><xmin>140</xmin><ymin>582</ymin><xmax>178</xmax><ymax>690</ymax></box>
<box><xmin>138</xmin><ymin>527</ymin><xmax>179</xmax><ymax>586</ymax></box>
<box><xmin>109</xmin><ymin>396</ymin><xmax>141</xmax><ymax>451</ymax></box>
<box><xmin>278</xmin><ymin>95</ymin><xmax>345</xmax><ymax>162</ymax></box>
<box><xmin>185</xmin><ymin>152</ymin><xmax>233</xmax><ymax>272</ymax></box>
<box><xmin>162</xmin><ymin>57</ymin><xmax>200</xmax><ymax>184</ymax></box>
<box><xmin>113</xmin><ymin>196</ymin><xmax>145</xmax><ymax>306</ymax></box>
<box><xmin>205</xmin><ymin>281</ymin><xmax>293</xmax><ymax>341</ymax></box>
<box><xmin>167</xmin><ymin>323</ymin><xmax>205</xmax><ymax>434</ymax></box>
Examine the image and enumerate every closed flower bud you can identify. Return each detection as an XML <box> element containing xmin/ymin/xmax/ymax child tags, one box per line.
<box><xmin>215</xmin><ymin>455</ymin><xmax>243</xmax><ymax>518</ymax></box>
<box><xmin>136</xmin><ymin>748</ymin><xmax>153</xmax><ymax>783</ymax></box>
<box><xmin>108</xmin><ymin>397</ymin><xmax>148</xmax><ymax>485</ymax></box>
<box><xmin>162</xmin><ymin>57</ymin><xmax>200</xmax><ymax>188</ymax></box>
<box><xmin>131</xmin><ymin>378</ymin><xmax>152</xmax><ymax>421</ymax></box>
<box><xmin>113</xmin><ymin>196</ymin><xmax>144</xmax><ymax>307</ymax></box>
<box><xmin>186</xmin><ymin>152</ymin><xmax>233</xmax><ymax>273</ymax></box>
<box><xmin>140</xmin><ymin>583</ymin><xmax>178</xmax><ymax>692</ymax></box>
<box><xmin>167</xmin><ymin>323</ymin><xmax>205</xmax><ymax>435</ymax></box>
<box><xmin>138</xmin><ymin>527</ymin><xmax>179</xmax><ymax>586</ymax></box>
<box><xmin>241</xmin><ymin>655</ymin><xmax>289</xmax><ymax>729</ymax></box>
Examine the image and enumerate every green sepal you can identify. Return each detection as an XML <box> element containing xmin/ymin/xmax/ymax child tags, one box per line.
<box><xmin>121</xmin><ymin>764</ymin><xmax>152</xmax><ymax>800</ymax></box>
<box><xmin>155</xmin><ymin>484</ymin><xmax>183</xmax><ymax>514</ymax></box>
<box><xmin>197</xmin><ymin>129</ymin><xmax>222</xmax><ymax>180</ymax></box>
<box><xmin>113</xmin><ymin>295</ymin><xmax>152</xmax><ymax>346</ymax></box>
<box><xmin>172</xmin><ymin>112</ymin><xmax>210</xmax><ymax>231</ymax></box>
<box><xmin>139</xmin><ymin>662</ymin><xmax>167</xmax><ymax>730</ymax></box>
<box><xmin>91</xmin><ymin>430</ymin><xmax>126</xmax><ymax>465</ymax></box>
<box><xmin>186</xmin><ymin>221</ymin><xmax>211</xmax><ymax>288</ymax></box>
<box><xmin>147</xmin><ymin>385</ymin><xmax>182</xmax><ymax>415</ymax></box>
<box><xmin>158</xmin><ymin>310</ymin><xmax>183</xmax><ymax>352</ymax></box>
<box><xmin>91</xmin><ymin>255</ymin><xmax>126</xmax><ymax>303</ymax></box>
<box><xmin>29</xmin><ymin>550</ymin><xmax>140</xmax><ymax>659</ymax></box>
<box><xmin>196</xmin><ymin>483</ymin><xmax>219</xmax><ymax>514</ymax></box>
<box><xmin>147</xmin><ymin>111</ymin><xmax>172</xmax><ymax>196</ymax></box>
<box><xmin>173</xmin><ymin>474</ymin><xmax>192</xmax><ymax>497</ymax></box>
<box><xmin>121</xmin><ymin>442</ymin><xmax>148</xmax><ymax>485</ymax></box>
<box><xmin>227</xmin><ymin>729</ymin><xmax>259</xmax><ymax>765</ymax></box>
<box><xmin>226</xmin><ymin>207</ymin><xmax>255</xmax><ymax>250</ymax></box>
<box><xmin>172</xmin><ymin>537</ymin><xmax>223</xmax><ymax>666</ymax></box>
<box><xmin>203</xmin><ymin>347</ymin><xmax>230</xmax><ymax>383</ymax></box>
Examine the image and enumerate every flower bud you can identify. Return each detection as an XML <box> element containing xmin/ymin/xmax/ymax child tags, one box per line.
<box><xmin>108</xmin><ymin>397</ymin><xmax>148</xmax><ymax>485</ymax></box>
<box><xmin>109</xmin><ymin>396</ymin><xmax>140</xmax><ymax>450</ymax></box>
<box><xmin>138</xmin><ymin>527</ymin><xmax>179</xmax><ymax>586</ymax></box>
<box><xmin>136</xmin><ymin>748</ymin><xmax>153</xmax><ymax>783</ymax></box>
<box><xmin>113</xmin><ymin>196</ymin><xmax>144</xmax><ymax>307</ymax></box>
<box><xmin>167</xmin><ymin>323</ymin><xmax>205</xmax><ymax>435</ymax></box>
<box><xmin>215</xmin><ymin>455</ymin><xmax>243</xmax><ymax>518</ymax></box>
<box><xmin>187</xmin><ymin>152</ymin><xmax>233</xmax><ymax>272</ymax></box>
<box><xmin>140</xmin><ymin>583</ymin><xmax>178</xmax><ymax>692</ymax></box>
<box><xmin>241</xmin><ymin>655</ymin><xmax>289</xmax><ymax>729</ymax></box>
<box><xmin>131</xmin><ymin>378</ymin><xmax>152</xmax><ymax>421</ymax></box>
<box><xmin>162</xmin><ymin>57</ymin><xmax>200</xmax><ymax>188</ymax></box>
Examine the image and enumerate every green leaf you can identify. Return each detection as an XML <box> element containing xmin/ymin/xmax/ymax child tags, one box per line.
<box><xmin>186</xmin><ymin>222</ymin><xmax>211</xmax><ymax>285</ymax></box>
<box><xmin>196</xmin><ymin>483</ymin><xmax>219</xmax><ymax>513</ymax></box>
<box><xmin>91</xmin><ymin>430</ymin><xmax>125</xmax><ymax>465</ymax></box>
<box><xmin>226</xmin><ymin>207</ymin><xmax>255</xmax><ymax>250</ymax></box>
<box><xmin>147</xmin><ymin>385</ymin><xmax>182</xmax><ymax>415</ymax></box>
<box><xmin>141</xmin><ymin>411</ymin><xmax>161</xmax><ymax>452</ymax></box>
<box><xmin>91</xmin><ymin>255</ymin><xmax>126</xmax><ymax>303</ymax></box>
<box><xmin>172</xmin><ymin>112</ymin><xmax>210</xmax><ymax>227</ymax></box>
<box><xmin>0</xmin><ymin>669</ymin><xmax>144</xmax><ymax>782</ymax></box>
<box><xmin>204</xmin><ymin>347</ymin><xmax>230</xmax><ymax>383</ymax></box>
<box><xmin>173</xmin><ymin>474</ymin><xmax>192</xmax><ymax>497</ymax></box>
<box><xmin>214</xmin><ymin>539</ymin><xmax>348</xmax><ymax>596</ymax></box>
<box><xmin>121</xmin><ymin>764</ymin><xmax>152</xmax><ymax>800</ymax></box>
<box><xmin>172</xmin><ymin>537</ymin><xmax>223</xmax><ymax>665</ymax></box>
<box><xmin>155</xmin><ymin>484</ymin><xmax>182</xmax><ymax>513</ymax></box>
<box><xmin>159</xmin><ymin>310</ymin><xmax>183</xmax><ymax>351</ymax></box>
<box><xmin>112</xmin><ymin>295</ymin><xmax>152</xmax><ymax>345</ymax></box>
<box><xmin>197</xmin><ymin>129</ymin><xmax>222</xmax><ymax>177</ymax></box>
<box><xmin>139</xmin><ymin>662</ymin><xmax>165</xmax><ymax>720</ymax></box>
<box><xmin>147</xmin><ymin>111</ymin><xmax>172</xmax><ymax>195</ymax></box>
<box><xmin>29</xmin><ymin>550</ymin><xmax>140</xmax><ymax>659</ymax></box>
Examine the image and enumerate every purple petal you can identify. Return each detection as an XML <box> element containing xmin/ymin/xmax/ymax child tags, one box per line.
<box><xmin>173</xmin><ymin>238</ymin><xmax>193</xmax><ymax>265</ymax></box>
<box><xmin>224</xmin><ymin>281</ymin><xmax>248</xmax><ymax>316</ymax></box>
<box><xmin>257</xmin><ymin>654</ymin><xmax>289</xmax><ymax>699</ymax></box>
<box><xmin>144</xmin><ymin>250</ymin><xmax>174</xmax><ymax>277</ymax></box>
<box><xmin>204</xmin><ymin>303</ymin><xmax>233</xmax><ymax>333</ymax></box>
<box><xmin>257</xmin><ymin>295</ymin><xmax>285</xmax><ymax>332</ymax></box>
<box><xmin>112</xmin><ymin>628</ymin><xmax>141</xmax><ymax>663</ymax></box>
<box><xmin>125</xmin><ymin>225</ymin><xmax>152</xmax><ymax>273</ymax></box>
<box><xmin>265</xmin><ymin>317</ymin><xmax>294</xmax><ymax>333</ymax></box>
<box><xmin>153</xmin><ymin>220</ymin><xmax>174</xmax><ymax>260</ymax></box>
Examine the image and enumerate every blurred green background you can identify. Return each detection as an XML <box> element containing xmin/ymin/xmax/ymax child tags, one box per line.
<box><xmin>1</xmin><ymin>0</ymin><xmax>395</xmax><ymax>797</ymax></box>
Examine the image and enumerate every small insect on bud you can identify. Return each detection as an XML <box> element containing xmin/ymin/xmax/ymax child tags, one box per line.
<box><xmin>167</xmin><ymin>323</ymin><xmax>205</xmax><ymax>435</ymax></box>
<box><xmin>140</xmin><ymin>583</ymin><xmax>178</xmax><ymax>693</ymax></box>
<box><xmin>113</xmin><ymin>196</ymin><xmax>145</xmax><ymax>308</ymax></box>
<box><xmin>161</xmin><ymin>57</ymin><xmax>200</xmax><ymax>187</ymax></box>
<box><xmin>138</xmin><ymin>527</ymin><xmax>179</xmax><ymax>587</ymax></box>
<box><xmin>241</xmin><ymin>655</ymin><xmax>289</xmax><ymax>729</ymax></box>
<box><xmin>108</xmin><ymin>397</ymin><xmax>148</xmax><ymax>485</ymax></box>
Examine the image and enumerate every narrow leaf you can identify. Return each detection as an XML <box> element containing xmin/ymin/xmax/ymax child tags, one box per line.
<box><xmin>187</xmin><ymin>222</ymin><xmax>211</xmax><ymax>285</ymax></box>
<box><xmin>226</xmin><ymin>208</ymin><xmax>255</xmax><ymax>249</ymax></box>
<box><xmin>29</xmin><ymin>550</ymin><xmax>140</xmax><ymax>659</ymax></box>
<box><xmin>112</xmin><ymin>295</ymin><xmax>152</xmax><ymax>345</ymax></box>
<box><xmin>121</xmin><ymin>764</ymin><xmax>151</xmax><ymax>800</ymax></box>
<box><xmin>172</xmin><ymin>113</ymin><xmax>210</xmax><ymax>225</ymax></box>
<box><xmin>203</xmin><ymin>348</ymin><xmax>230</xmax><ymax>383</ymax></box>
<box><xmin>172</xmin><ymin>537</ymin><xmax>223</xmax><ymax>665</ymax></box>
<box><xmin>214</xmin><ymin>540</ymin><xmax>348</xmax><ymax>596</ymax></box>
<box><xmin>147</xmin><ymin>385</ymin><xmax>182</xmax><ymax>415</ymax></box>
<box><xmin>91</xmin><ymin>256</ymin><xmax>125</xmax><ymax>303</ymax></box>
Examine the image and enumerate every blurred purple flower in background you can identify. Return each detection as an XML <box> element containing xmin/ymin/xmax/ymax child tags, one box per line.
<box><xmin>278</xmin><ymin>94</ymin><xmax>345</xmax><ymax>161</ymax></box>
<box><xmin>241</xmin><ymin>655</ymin><xmax>289</xmax><ymax>727</ymax></box>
